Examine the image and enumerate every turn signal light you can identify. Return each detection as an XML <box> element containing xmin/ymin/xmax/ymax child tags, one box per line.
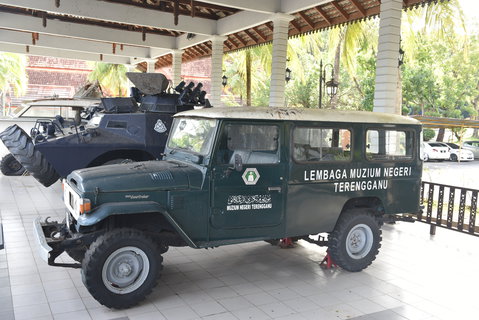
<box><xmin>78</xmin><ymin>199</ymin><xmax>91</xmax><ymax>214</ymax></box>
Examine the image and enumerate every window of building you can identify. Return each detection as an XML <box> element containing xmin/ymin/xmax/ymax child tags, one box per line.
<box><xmin>293</xmin><ymin>127</ymin><xmax>351</xmax><ymax>162</ymax></box>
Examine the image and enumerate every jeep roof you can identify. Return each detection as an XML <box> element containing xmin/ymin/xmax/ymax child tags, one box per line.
<box><xmin>175</xmin><ymin>106</ymin><xmax>421</xmax><ymax>125</ymax></box>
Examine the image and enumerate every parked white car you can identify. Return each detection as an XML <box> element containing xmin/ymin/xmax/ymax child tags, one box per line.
<box><xmin>422</xmin><ymin>142</ymin><xmax>450</xmax><ymax>161</ymax></box>
<box><xmin>437</xmin><ymin>142</ymin><xmax>474</xmax><ymax>162</ymax></box>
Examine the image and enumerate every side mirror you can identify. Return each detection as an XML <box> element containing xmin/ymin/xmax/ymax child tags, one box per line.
<box><xmin>234</xmin><ymin>154</ymin><xmax>243</xmax><ymax>172</ymax></box>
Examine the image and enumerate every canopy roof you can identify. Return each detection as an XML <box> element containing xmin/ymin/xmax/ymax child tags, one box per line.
<box><xmin>411</xmin><ymin>115</ymin><xmax>479</xmax><ymax>129</ymax></box>
<box><xmin>0</xmin><ymin>0</ymin><xmax>433</xmax><ymax>66</ymax></box>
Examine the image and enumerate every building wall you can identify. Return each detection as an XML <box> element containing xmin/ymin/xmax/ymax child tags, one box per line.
<box><xmin>10</xmin><ymin>56</ymin><xmax>91</xmax><ymax>106</ymax></box>
<box><xmin>158</xmin><ymin>56</ymin><xmax>212</xmax><ymax>95</ymax></box>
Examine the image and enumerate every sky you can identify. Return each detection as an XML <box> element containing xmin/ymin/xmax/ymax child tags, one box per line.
<box><xmin>460</xmin><ymin>0</ymin><xmax>479</xmax><ymax>22</ymax></box>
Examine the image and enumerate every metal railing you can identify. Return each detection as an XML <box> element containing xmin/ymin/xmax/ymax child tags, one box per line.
<box><xmin>419</xmin><ymin>181</ymin><xmax>478</xmax><ymax>236</ymax></box>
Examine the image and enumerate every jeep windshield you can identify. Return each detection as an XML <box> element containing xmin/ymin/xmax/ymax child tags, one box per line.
<box><xmin>167</xmin><ymin>117</ymin><xmax>217</xmax><ymax>157</ymax></box>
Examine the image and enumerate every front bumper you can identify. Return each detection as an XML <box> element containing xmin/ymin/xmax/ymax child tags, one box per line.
<box><xmin>33</xmin><ymin>216</ymin><xmax>84</xmax><ymax>268</ymax></box>
<box><xmin>33</xmin><ymin>217</ymin><xmax>53</xmax><ymax>263</ymax></box>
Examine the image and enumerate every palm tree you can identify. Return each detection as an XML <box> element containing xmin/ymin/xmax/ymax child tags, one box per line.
<box><xmin>0</xmin><ymin>53</ymin><xmax>27</xmax><ymax>116</ymax></box>
<box><xmin>88</xmin><ymin>63</ymin><xmax>129</xmax><ymax>97</ymax></box>
<box><xmin>223</xmin><ymin>45</ymin><xmax>272</xmax><ymax>106</ymax></box>
<box><xmin>324</xmin><ymin>0</ymin><xmax>464</xmax><ymax>111</ymax></box>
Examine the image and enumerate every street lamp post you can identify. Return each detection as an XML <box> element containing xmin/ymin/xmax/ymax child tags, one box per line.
<box><xmin>318</xmin><ymin>60</ymin><xmax>339</xmax><ymax>108</ymax></box>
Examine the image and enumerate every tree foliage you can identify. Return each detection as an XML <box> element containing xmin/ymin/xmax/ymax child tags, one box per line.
<box><xmin>220</xmin><ymin>0</ymin><xmax>477</xmax><ymax>132</ymax></box>
<box><xmin>88</xmin><ymin>63</ymin><xmax>129</xmax><ymax>97</ymax></box>
<box><xmin>0</xmin><ymin>53</ymin><xmax>27</xmax><ymax>116</ymax></box>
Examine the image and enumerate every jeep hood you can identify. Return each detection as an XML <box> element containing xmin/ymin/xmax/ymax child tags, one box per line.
<box><xmin>67</xmin><ymin>160</ymin><xmax>202</xmax><ymax>193</ymax></box>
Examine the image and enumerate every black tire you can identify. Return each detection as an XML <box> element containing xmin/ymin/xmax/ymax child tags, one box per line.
<box><xmin>265</xmin><ymin>239</ymin><xmax>280</xmax><ymax>246</ymax></box>
<box><xmin>0</xmin><ymin>125</ymin><xmax>59</xmax><ymax>187</ymax></box>
<box><xmin>450</xmin><ymin>154</ymin><xmax>458</xmax><ymax>162</ymax></box>
<box><xmin>0</xmin><ymin>153</ymin><xmax>26</xmax><ymax>176</ymax></box>
<box><xmin>423</xmin><ymin>154</ymin><xmax>429</xmax><ymax>162</ymax></box>
<box><xmin>328</xmin><ymin>210</ymin><xmax>382</xmax><ymax>272</ymax></box>
<box><xmin>66</xmin><ymin>248</ymin><xmax>86</xmax><ymax>263</ymax></box>
<box><xmin>81</xmin><ymin>229</ymin><xmax>162</xmax><ymax>309</ymax></box>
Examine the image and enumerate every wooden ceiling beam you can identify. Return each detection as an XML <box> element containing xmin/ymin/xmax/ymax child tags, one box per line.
<box><xmin>232</xmin><ymin>33</ymin><xmax>248</xmax><ymax>46</ymax></box>
<box><xmin>252</xmin><ymin>26</ymin><xmax>267</xmax><ymax>41</ymax></box>
<box><xmin>314</xmin><ymin>6</ymin><xmax>332</xmax><ymax>25</ymax></box>
<box><xmin>243</xmin><ymin>29</ymin><xmax>258</xmax><ymax>43</ymax></box>
<box><xmin>223</xmin><ymin>40</ymin><xmax>232</xmax><ymax>50</ymax></box>
<box><xmin>290</xmin><ymin>19</ymin><xmax>302</xmax><ymax>32</ymax></box>
<box><xmin>298</xmin><ymin>11</ymin><xmax>315</xmax><ymax>29</ymax></box>
<box><xmin>226</xmin><ymin>37</ymin><xmax>238</xmax><ymax>48</ymax></box>
<box><xmin>331</xmin><ymin>1</ymin><xmax>349</xmax><ymax>20</ymax></box>
<box><xmin>101</xmin><ymin>0</ymin><xmax>220</xmax><ymax>20</ymax></box>
<box><xmin>350</xmin><ymin>0</ymin><xmax>367</xmax><ymax>17</ymax></box>
<box><xmin>264</xmin><ymin>22</ymin><xmax>274</xmax><ymax>32</ymax></box>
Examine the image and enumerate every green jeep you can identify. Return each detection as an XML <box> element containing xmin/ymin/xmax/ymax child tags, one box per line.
<box><xmin>34</xmin><ymin>107</ymin><xmax>422</xmax><ymax>309</ymax></box>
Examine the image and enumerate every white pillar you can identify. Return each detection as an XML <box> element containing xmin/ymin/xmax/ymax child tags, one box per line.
<box><xmin>373</xmin><ymin>0</ymin><xmax>403</xmax><ymax>114</ymax></box>
<box><xmin>269</xmin><ymin>13</ymin><xmax>294</xmax><ymax>107</ymax></box>
<box><xmin>125</xmin><ymin>64</ymin><xmax>138</xmax><ymax>72</ymax></box>
<box><xmin>210</xmin><ymin>35</ymin><xmax>227</xmax><ymax>107</ymax></box>
<box><xmin>171</xmin><ymin>49</ymin><xmax>183</xmax><ymax>87</ymax></box>
<box><xmin>145</xmin><ymin>58</ymin><xmax>157</xmax><ymax>73</ymax></box>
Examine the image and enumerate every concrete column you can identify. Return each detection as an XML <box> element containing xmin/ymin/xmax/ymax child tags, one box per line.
<box><xmin>269</xmin><ymin>13</ymin><xmax>294</xmax><ymax>107</ymax></box>
<box><xmin>171</xmin><ymin>49</ymin><xmax>183</xmax><ymax>87</ymax></box>
<box><xmin>125</xmin><ymin>64</ymin><xmax>138</xmax><ymax>72</ymax></box>
<box><xmin>373</xmin><ymin>0</ymin><xmax>403</xmax><ymax>114</ymax></box>
<box><xmin>145</xmin><ymin>58</ymin><xmax>157</xmax><ymax>73</ymax></box>
<box><xmin>210</xmin><ymin>35</ymin><xmax>227</xmax><ymax>107</ymax></box>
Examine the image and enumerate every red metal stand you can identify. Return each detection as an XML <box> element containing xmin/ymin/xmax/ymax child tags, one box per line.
<box><xmin>279</xmin><ymin>237</ymin><xmax>294</xmax><ymax>248</ymax></box>
<box><xmin>320</xmin><ymin>250</ymin><xmax>338</xmax><ymax>269</ymax></box>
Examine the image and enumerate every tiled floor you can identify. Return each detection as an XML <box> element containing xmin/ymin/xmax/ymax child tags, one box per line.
<box><xmin>0</xmin><ymin>175</ymin><xmax>477</xmax><ymax>320</ymax></box>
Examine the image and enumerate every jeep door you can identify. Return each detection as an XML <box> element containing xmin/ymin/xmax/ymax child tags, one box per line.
<box><xmin>209</xmin><ymin>121</ymin><xmax>286</xmax><ymax>241</ymax></box>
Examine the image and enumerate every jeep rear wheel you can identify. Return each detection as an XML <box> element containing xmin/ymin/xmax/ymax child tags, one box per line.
<box><xmin>0</xmin><ymin>153</ymin><xmax>26</xmax><ymax>176</ymax></box>
<box><xmin>328</xmin><ymin>210</ymin><xmax>381</xmax><ymax>272</ymax></box>
<box><xmin>81</xmin><ymin>229</ymin><xmax>162</xmax><ymax>309</ymax></box>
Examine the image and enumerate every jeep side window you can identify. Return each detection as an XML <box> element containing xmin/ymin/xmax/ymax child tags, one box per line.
<box><xmin>293</xmin><ymin>127</ymin><xmax>351</xmax><ymax>162</ymax></box>
<box><xmin>216</xmin><ymin>124</ymin><xmax>279</xmax><ymax>164</ymax></box>
<box><xmin>366</xmin><ymin>129</ymin><xmax>413</xmax><ymax>161</ymax></box>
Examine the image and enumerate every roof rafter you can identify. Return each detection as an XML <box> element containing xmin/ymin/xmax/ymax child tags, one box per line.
<box><xmin>350</xmin><ymin>0</ymin><xmax>367</xmax><ymax>17</ymax></box>
<box><xmin>314</xmin><ymin>6</ymin><xmax>331</xmax><ymax>25</ymax></box>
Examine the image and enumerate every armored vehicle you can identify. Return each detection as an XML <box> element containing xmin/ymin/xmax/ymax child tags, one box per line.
<box><xmin>0</xmin><ymin>73</ymin><xmax>208</xmax><ymax>186</ymax></box>
<box><xmin>34</xmin><ymin>107</ymin><xmax>423</xmax><ymax>309</ymax></box>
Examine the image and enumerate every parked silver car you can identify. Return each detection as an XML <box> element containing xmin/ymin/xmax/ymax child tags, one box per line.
<box><xmin>462</xmin><ymin>141</ymin><xmax>479</xmax><ymax>158</ymax></box>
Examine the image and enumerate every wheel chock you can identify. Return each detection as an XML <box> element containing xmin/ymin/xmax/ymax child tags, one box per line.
<box><xmin>279</xmin><ymin>237</ymin><xmax>294</xmax><ymax>248</ymax></box>
<box><xmin>320</xmin><ymin>251</ymin><xmax>338</xmax><ymax>269</ymax></box>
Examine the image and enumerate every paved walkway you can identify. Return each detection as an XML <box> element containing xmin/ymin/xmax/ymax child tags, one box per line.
<box><xmin>0</xmin><ymin>175</ymin><xmax>477</xmax><ymax>320</ymax></box>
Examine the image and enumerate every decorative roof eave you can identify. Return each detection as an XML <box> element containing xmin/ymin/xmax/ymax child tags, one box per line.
<box><xmin>152</xmin><ymin>0</ymin><xmax>440</xmax><ymax>69</ymax></box>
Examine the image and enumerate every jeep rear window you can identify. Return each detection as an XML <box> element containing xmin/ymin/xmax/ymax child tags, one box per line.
<box><xmin>293</xmin><ymin>127</ymin><xmax>351</xmax><ymax>162</ymax></box>
<box><xmin>366</xmin><ymin>129</ymin><xmax>413</xmax><ymax>161</ymax></box>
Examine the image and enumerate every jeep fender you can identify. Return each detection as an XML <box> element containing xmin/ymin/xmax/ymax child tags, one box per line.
<box><xmin>76</xmin><ymin>201</ymin><xmax>198</xmax><ymax>248</ymax></box>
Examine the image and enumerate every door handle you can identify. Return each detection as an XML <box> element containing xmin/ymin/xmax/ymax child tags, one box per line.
<box><xmin>268</xmin><ymin>186</ymin><xmax>282</xmax><ymax>193</ymax></box>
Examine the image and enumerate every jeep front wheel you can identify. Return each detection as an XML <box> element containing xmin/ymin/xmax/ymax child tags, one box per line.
<box><xmin>81</xmin><ymin>229</ymin><xmax>162</xmax><ymax>309</ymax></box>
<box><xmin>328</xmin><ymin>210</ymin><xmax>381</xmax><ymax>272</ymax></box>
